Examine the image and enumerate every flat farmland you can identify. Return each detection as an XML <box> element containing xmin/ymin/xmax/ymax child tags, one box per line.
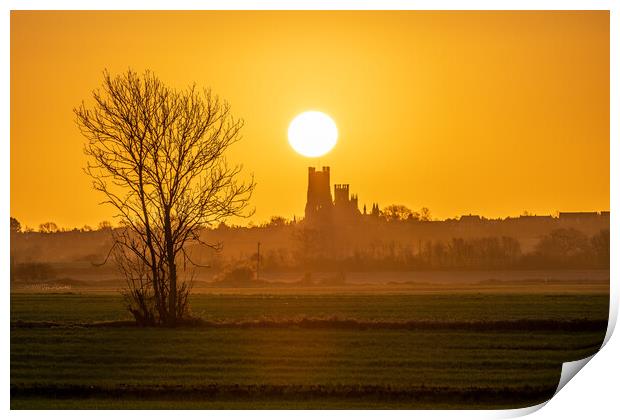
<box><xmin>11</xmin><ymin>288</ymin><xmax>608</xmax><ymax>409</ymax></box>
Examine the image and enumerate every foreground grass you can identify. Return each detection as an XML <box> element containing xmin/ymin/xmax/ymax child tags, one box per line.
<box><xmin>10</xmin><ymin>293</ymin><xmax>610</xmax><ymax>323</ymax></box>
<box><xmin>11</xmin><ymin>397</ymin><xmax>537</xmax><ymax>410</ymax></box>
<box><xmin>12</xmin><ymin>326</ymin><xmax>603</xmax><ymax>386</ymax></box>
<box><xmin>10</xmin><ymin>292</ymin><xmax>608</xmax><ymax>409</ymax></box>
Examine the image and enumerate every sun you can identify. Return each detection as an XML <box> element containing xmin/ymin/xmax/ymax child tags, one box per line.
<box><xmin>288</xmin><ymin>111</ymin><xmax>338</xmax><ymax>158</ymax></box>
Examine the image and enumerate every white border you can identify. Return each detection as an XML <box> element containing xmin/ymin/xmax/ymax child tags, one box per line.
<box><xmin>3</xmin><ymin>2</ymin><xmax>617</xmax><ymax>419</ymax></box>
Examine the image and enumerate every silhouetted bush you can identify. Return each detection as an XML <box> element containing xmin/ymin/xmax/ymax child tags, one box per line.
<box><xmin>213</xmin><ymin>263</ymin><xmax>257</xmax><ymax>287</ymax></box>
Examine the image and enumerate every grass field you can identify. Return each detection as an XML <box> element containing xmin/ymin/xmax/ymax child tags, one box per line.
<box><xmin>10</xmin><ymin>283</ymin><xmax>609</xmax><ymax>409</ymax></box>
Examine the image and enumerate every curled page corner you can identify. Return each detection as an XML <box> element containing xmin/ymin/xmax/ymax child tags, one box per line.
<box><xmin>494</xmin><ymin>353</ymin><xmax>600</xmax><ymax>418</ymax></box>
<box><xmin>555</xmin><ymin>354</ymin><xmax>596</xmax><ymax>396</ymax></box>
<box><xmin>495</xmin><ymin>400</ymin><xmax>548</xmax><ymax>418</ymax></box>
<box><xmin>603</xmin><ymin>300</ymin><xmax>617</xmax><ymax>347</ymax></box>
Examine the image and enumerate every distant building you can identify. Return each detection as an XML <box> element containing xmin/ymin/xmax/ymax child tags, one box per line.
<box><xmin>305</xmin><ymin>166</ymin><xmax>333</xmax><ymax>223</ymax></box>
<box><xmin>305</xmin><ymin>167</ymin><xmax>362</xmax><ymax>224</ymax></box>
<box><xmin>518</xmin><ymin>215</ymin><xmax>554</xmax><ymax>221</ymax></box>
<box><xmin>370</xmin><ymin>203</ymin><xmax>380</xmax><ymax>217</ymax></box>
<box><xmin>459</xmin><ymin>214</ymin><xmax>482</xmax><ymax>222</ymax></box>
<box><xmin>556</xmin><ymin>211</ymin><xmax>609</xmax><ymax>228</ymax></box>
<box><xmin>559</xmin><ymin>212</ymin><xmax>600</xmax><ymax>220</ymax></box>
<box><xmin>334</xmin><ymin>184</ymin><xmax>360</xmax><ymax>221</ymax></box>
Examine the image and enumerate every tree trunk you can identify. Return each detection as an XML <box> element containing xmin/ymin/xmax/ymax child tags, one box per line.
<box><xmin>138</xmin><ymin>169</ymin><xmax>164</xmax><ymax>324</ymax></box>
<box><xmin>164</xmin><ymin>209</ymin><xmax>177</xmax><ymax>326</ymax></box>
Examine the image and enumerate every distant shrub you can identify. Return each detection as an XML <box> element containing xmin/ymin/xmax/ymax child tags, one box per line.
<box><xmin>213</xmin><ymin>263</ymin><xmax>257</xmax><ymax>287</ymax></box>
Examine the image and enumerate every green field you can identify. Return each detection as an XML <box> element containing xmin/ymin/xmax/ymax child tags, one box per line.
<box><xmin>10</xmin><ymin>291</ymin><xmax>609</xmax><ymax>409</ymax></box>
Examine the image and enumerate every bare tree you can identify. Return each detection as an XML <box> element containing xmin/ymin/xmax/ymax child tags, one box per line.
<box><xmin>38</xmin><ymin>222</ymin><xmax>59</xmax><ymax>233</ymax></box>
<box><xmin>97</xmin><ymin>221</ymin><xmax>113</xmax><ymax>231</ymax></box>
<box><xmin>380</xmin><ymin>204</ymin><xmax>414</xmax><ymax>222</ymax></box>
<box><xmin>75</xmin><ymin>69</ymin><xmax>254</xmax><ymax>326</ymax></box>
<box><xmin>419</xmin><ymin>207</ymin><xmax>432</xmax><ymax>222</ymax></box>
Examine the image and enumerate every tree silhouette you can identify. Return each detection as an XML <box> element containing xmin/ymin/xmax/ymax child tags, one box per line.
<box><xmin>380</xmin><ymin>205</ymin><xmax>432</xmax><ymax>222</ymax></box>
<box><xmin>75</xmin><ymin>69</ymin><xmax>254</xmax><ymax>326</ymax></box>
<box><xmin>380</xmin><ymin>204</ymin><xmax>414</xmax><ymax>222</ymax></box>
<box><xmin>419</xmin><ymin>207</ymin><xmax>432</xmax><ymax>222</ymax></box>
<box><xmin>38</xmin><ymin>222</ymin><xmax>58</xmax><ymax>233</ymax></box>
<box><xmin>97</xmin><ymin>221</ymin><xmax>113</xmax><ymax>231</ymax></box>
<box><xmin>10</xmin><ymin>217</ymin><xmax>21</xmax><ymax>234</ymax></box>
<box><xmin>265</xmin><ymin>216</ymin><xmax>288</xmax><ymax>227</ymax></box>
<box><xmin>533</xmin><ymin>228</ymin><xmax>591</xmax><ymax>267</ymax></box>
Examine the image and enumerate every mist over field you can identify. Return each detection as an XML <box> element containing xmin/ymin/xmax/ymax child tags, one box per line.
<box><xmin>10</xmin><ymin>211</ymin><xmax>610</xmax><ymax>291</ymax></box>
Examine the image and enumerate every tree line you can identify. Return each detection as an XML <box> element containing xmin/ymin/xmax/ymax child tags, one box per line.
<box><xmin>248</xmin><ymin>227</ymin><xmax>610</xmax><ymax>271</ymax></box>
<box><xmin>10</xmin><ymin>217</ymin><xmax>114</xmax><ymax>234</ymax></box>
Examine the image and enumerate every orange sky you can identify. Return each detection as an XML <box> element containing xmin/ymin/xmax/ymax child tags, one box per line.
<box><xmin>11</xmin><ymin>11</ymin><xmax>609</xmax><ymax>229</ymax></box>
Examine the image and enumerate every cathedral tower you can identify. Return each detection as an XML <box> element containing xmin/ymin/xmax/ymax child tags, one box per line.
<box><xmin>305</xmin><ymin>167</ymin><xmax>333</xmax><ymax>222</ymax></box>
